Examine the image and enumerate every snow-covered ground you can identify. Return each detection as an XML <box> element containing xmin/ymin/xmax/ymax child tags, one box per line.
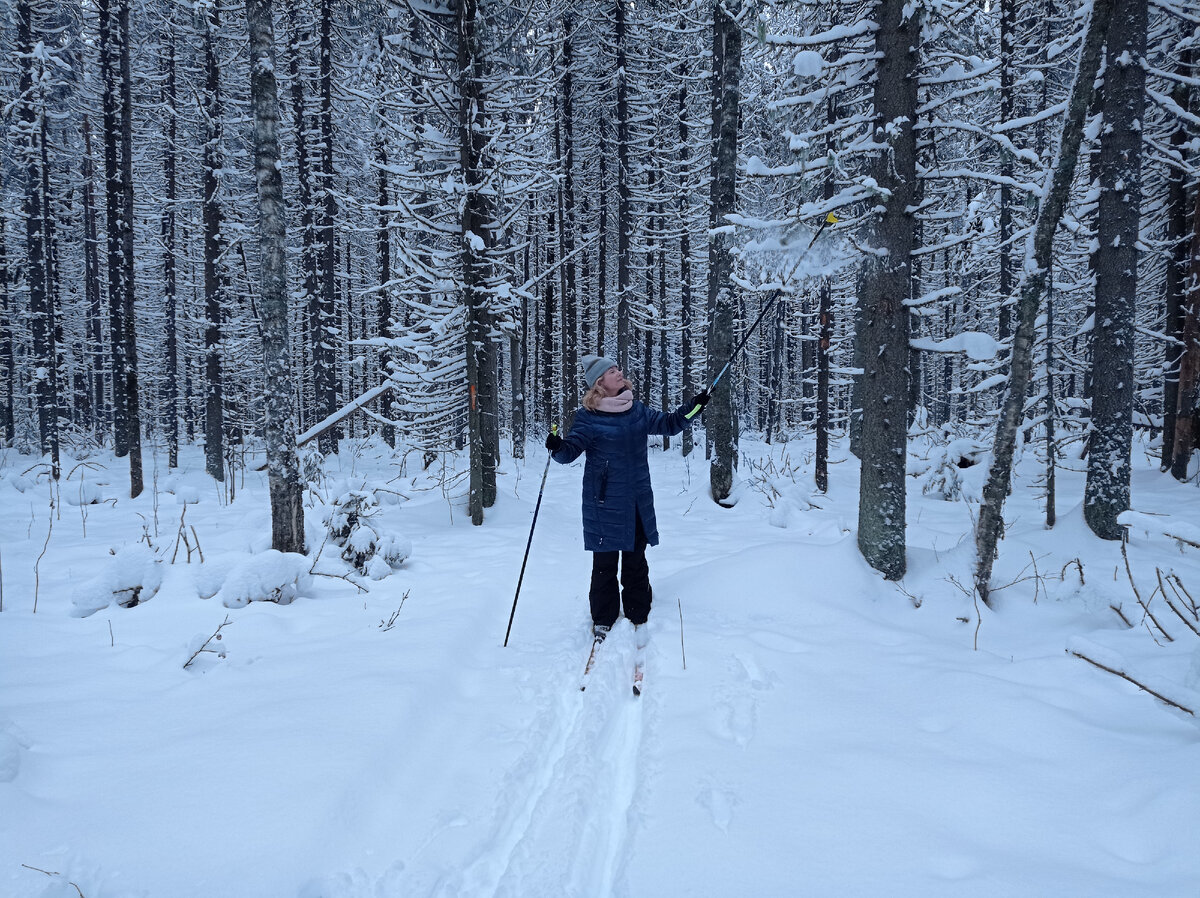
<box><xmin>2</xmin><ymin>431</ymin><xmax>1198</xmax><ymax>897</ymax></box>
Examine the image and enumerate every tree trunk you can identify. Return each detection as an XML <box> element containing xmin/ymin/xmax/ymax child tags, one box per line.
<box><xmin>247</xmin><ymin>0</ymin><xmax>305</xmax><ymax>554</ymax></box>
<box><xmin>18</xmin><ymin>0</ymin><xmax>57</xmax><ymax>469</ymax></box>
<box><xmin>707</xmin><ymin>0</ymin><xmax>741</xmax><ymax>503</ymax></box>
<box><xmin>615</xmin><ymin>0</ymin><xmax>631</xmax><ymax>372</ymax></box>
<box><xmin>117</xmin><ymin>0</ymin><xmax>143</xmax><ymax>497</ymax></box>
<box><xmin>560</xmin><ymin>18</ymin><xmax>579</xmax><ymax>414</ymax></box>
<box><xmin>315</xmin><ymin>0</ymin><xmax>340</xmax><ymax>454</ymax></box>
<box><xmin>1170</xmin><ymin>183</ymin><xmax>1200</xmax><ymax>480</ymax></box>
<box><xmin>458</xmin><ymin>0</ymin><xmax>498</xmax><ymax>524</ymax></box>
<box><xmin>0</xmin><ymin>177</ymin><xmax>11</xmax><ymax>445</ymax></box>
<box><xmin>100</xmin><ymin>0</ymin><xmax>127</xmax><ymax>459</ymax></box>
<box><xmin>202</xmin><ymin>4</ymin><xmax>226</xmax><ymax>483</ymax></box>
<box><xmin>374</xmin><ymin>51</ymin><xmax>396</xmax><ymax>450</ymax></box>
<box><xmin>855</xmin><ymin>0</ymin><xmax>918</xmax><ymax>581</ymax></box>
<box><xmin>81</xmin><ymin>117</ymin><xmax>105</xmax><ymax>437</ymax></box>
<box><xmin>1084</xmin><ymin>0</ymin><xmax>1146</xmax><ymax>539</ymax></box>
<box><xmin>163</xmin><ymin>27</ymin><xmax>179</xmax><ymax>469</ymax></box>
<box><xmin>975</xmin><ymin>0</ymin><xmax>1115</xmax><ymax>602</ymax></box>
<box><xmin>285</xmin><ymin>4</ymin><xmax>319</xmax><ymax>436</ymax></box>
<box><xmin>1162</xmin><ymin>49</ymin><xmax>1194</xmax><ymax>469</ymax></box>
<box><xmin>678</xmin><ymin>74</ymin><xmax>695</xmax><ymax>458</ymax></box>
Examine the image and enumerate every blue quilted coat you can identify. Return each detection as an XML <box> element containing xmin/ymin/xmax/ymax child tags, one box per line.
<box><xmin>552</xmin><ymin>400</ymin><xmax>695</xmax><ymax>552</ymax></box>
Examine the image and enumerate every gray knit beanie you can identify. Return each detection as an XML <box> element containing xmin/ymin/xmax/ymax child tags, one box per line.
<box><xmin>581</xmin><ymin>354</ymin><xmax>618</xmax><ymax>390</ymax></box>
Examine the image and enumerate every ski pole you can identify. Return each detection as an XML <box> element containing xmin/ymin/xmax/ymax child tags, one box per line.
<box><xmin>686</xmin><ymin>212</ymin><xmax>838</xmax><ymax>419</ymax></box>
<box><xmin>504</xmin><ymin>425</ymin><xmax>556</xmax><ymax>647</ymax></box>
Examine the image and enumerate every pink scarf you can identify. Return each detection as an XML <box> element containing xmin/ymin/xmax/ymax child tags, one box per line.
<box><xmin>597</xmin><ymin>389</ymin><xmax>634</xmax><ymax>413</ymax></box>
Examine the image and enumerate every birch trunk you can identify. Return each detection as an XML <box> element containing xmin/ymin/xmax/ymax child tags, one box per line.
<box><xmin>975</xmin><ymin>0</ymin><xmax>1115</xmax><ymax>602</ymax></box>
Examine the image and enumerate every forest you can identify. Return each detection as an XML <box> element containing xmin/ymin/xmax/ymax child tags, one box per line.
<box><xmin>2</xmin><ymin>0</ymin><xmax>1199</xmax><ymax>594</ymax></box>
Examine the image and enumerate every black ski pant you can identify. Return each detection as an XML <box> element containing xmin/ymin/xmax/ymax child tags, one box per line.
<box><xmin>589</xmin><ymin>512</ymin><xmax>652</xmax><ymax>627</ymax></box>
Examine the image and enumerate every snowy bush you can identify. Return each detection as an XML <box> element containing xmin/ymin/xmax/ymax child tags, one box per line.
<box><xmin>215</xmin><ymin>550</ymin><xmax>312</xmax><ymax>608</ymax></box>
<box><xmin>70</xmin><ymin>545</ymin><xmax>164</xmax><ymax>617</ymax></box>
<box><xmin>323</xmin><ymin>490</ymin><xmax>411</xmax><ymax>578</ymax></box>
<box><xmin>915</xmin><ymin>437</ymin><xmax>987</xmax><ymax>501</ymax></box>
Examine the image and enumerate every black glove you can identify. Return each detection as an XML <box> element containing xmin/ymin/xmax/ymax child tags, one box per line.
<box><xmin>545</xmin><ymin>432</ymin><xmax>563</xmax><ymax>451</ymax></box>
<box><xmin>689</xmin><ymin>391</ymin><xmax>710</xmax><ymax>410</ymax></box>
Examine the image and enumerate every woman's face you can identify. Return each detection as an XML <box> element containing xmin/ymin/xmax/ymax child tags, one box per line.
<box><xmin>597</xmin><ymin>365</ymin><xmax>625</xmax><ymax>395</ymax></box>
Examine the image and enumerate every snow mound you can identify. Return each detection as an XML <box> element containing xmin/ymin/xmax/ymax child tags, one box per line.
<box><xmin>70</xmin><ymin>544</ymin><xmax>164</xmax><ymax>618</ymax></box>
<box><xmin>216</xmin><ymin>550</ymin><xmax>312</xmax><ymax>608</ymax></box>
<box><xmin>194</xmin><ymin>552</ymin><xmax>252</xmax><ymax>599</ymax></box>
<box><xmin>63</xmin><ymin>479</ymin><xmax>104</xmax><ymax>506</ymax></box>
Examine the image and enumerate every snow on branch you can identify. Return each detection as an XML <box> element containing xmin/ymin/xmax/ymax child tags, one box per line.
<box><xmin>296</xmin><ymin>382</ymin><xmax>396</xmax><ymax>448</ymax></box>
<box><xmin>763</xmin><ymin>20</ymin><xmax>878</xmax><ymax>47</ymax></box>
<box><xmin>910</xmin><ymin>332</ymin><xmax>1002</xmax><ymax>361</ymax></box>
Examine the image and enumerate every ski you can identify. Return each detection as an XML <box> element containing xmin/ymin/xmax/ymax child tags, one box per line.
<box><xmin>632</xmin><ymin>624</ymin><xmax>647</xmax><ymax>697</ymax></box>
<box><xmin>580</xmin><ymin>632</ymin><xmax>606</xmax><ymax>692</ymax></box>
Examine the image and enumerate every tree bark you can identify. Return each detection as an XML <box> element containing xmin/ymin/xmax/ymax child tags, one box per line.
<box><xmin>458</xmin><ymin>0</ymin><xmax>498</xmax><ymax>524</ymax></box>
<box><xmin>163</xmin><ymin>27</ymin><xmax>179</xmax><ymax>469</ymax></box>
<box><xmin>99</xmin><ymin>0</ymin><xmax>127</xmax><ymax>458</ymax></box>
<box><xmin>1162</xmin><ymin>49</ymin><xmax>1194</xmax><ymax>470</ymax></box>
<box><xmin>615</xmin><ymin>0</ymin><xmax>631</xmax><ymax>372</ymax></box>
<box><xmin>855</xmin><ymin>0</ymin><xmax>918</xmax><ymax>580</ymax></box>
<box><xmin>202</xmin><ymin>3</ymin><xmax>226</xmax><ymax>483</ymax></box>
<box><xmin>116</xmin><ymin>0</ymin><xmax>143</xmax><ymax>497</ymax></box>
<box><xmin>247</xmin><ymin>0</ymin><xmax>305</xmax><ymax>553</ymax></box>
<box><xmin>707</xmin><ymin>0</ymin><xmax>741</xmax><ymax>503</ymax></box>
<box><xmin>1084</xmin><ymin>0</ymin><xmax>1146</xmax><ymax>539</ymax></box>
<box><xmin>315</xmin><ymin>0</ymin><xmax>340</xmax><ymax>454</ymax></box>
<box><xmin>975</xmin><ymin>0</ymin><xmax>1115</xmax><ymax>602</ymax></box>
<box><xmin>1170</xmin><ymin>183</ymin><xmax>1200</xmax><ymax>480</ymax></box>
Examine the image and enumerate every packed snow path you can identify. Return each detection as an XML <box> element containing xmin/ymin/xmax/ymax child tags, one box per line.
<box><xmin>2</xmin><ymin>439</ymin><xmax>1199</xmax><ymax>897</ymax></box>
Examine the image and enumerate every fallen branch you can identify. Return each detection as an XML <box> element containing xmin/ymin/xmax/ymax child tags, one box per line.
<box><xmin>21</xmin><ymin>864</ymin><xmax>86</xmax><ymax>897</ymax></box>
<box><xmin>184</xmin><ymin>615</ymin><xmax>232</xmax><ymax>670</ymax></box>
<box><xmin>1158</xmin><ymin>569</ymin><xmax>1200</xmax><ymax>638</ymax></box>
<box><xmin>1069</xmin><ymin>649</ymin><xmax>1195</xmax><ymax>716</ymax></box>
<box><xmin>1167</xmin><ymin>573</ymin><xmax>1198</xmax><ymax>619</ymax></box>
<box><xmin>1121</xmin><ymin>536</ymin><xmax>1173</xmax><ymax>642</ymax></box>
<box><xmin>1109</xmin><ymin>604</ymin><xmax>1133</xmax><ymax>628</ymax></box>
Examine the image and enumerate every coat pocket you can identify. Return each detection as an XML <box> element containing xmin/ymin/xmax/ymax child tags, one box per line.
<box><xmin>597</xmin><ymin>461</ymin><xmax>609</xmax><ymax>504</ymax></box>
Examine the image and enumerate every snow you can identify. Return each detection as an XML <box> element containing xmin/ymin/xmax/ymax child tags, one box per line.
<box><xmin>911</xmin><ymin>331</ymin><xmax>1003</xmax><ymax>361</ymax></box>
<box><xmin>2</xmin><ymin>436</ymin><xmax>1200</xmax><ymax>897</ymax></box>
<box><xmin>792</xmin><ymin>50</ymin><xmax>825</xmax><ymax>77</ymax></box>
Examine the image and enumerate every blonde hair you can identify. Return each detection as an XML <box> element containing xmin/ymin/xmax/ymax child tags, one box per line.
<box><xmin>582</xmin><ymin>377</ymin><xmax>634</xmax><ymax>411</ymax></box>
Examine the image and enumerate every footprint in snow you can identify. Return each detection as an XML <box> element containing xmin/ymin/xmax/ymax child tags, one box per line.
<box><xmin>697</xmin><ymin>782</ymin><xmax>737</xmax><ymax>832</ymax></box>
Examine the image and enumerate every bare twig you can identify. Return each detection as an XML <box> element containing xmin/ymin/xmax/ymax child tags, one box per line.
<box><xmin>1061</xmin><ymin>558</ymin><xmax>1085</xmax><ymax>585</ymax></box>
<box><xmin>189</xmin><ymin>525</ymin><xmax>204</xmax><ymax>563</ymax></box>
<box><xmin>20</xmin><ymin>863</ymin><xmax>86</xmax><ymax>897</ymax></box>
<box><xmin>1069</xmin><ymin>649</ymin><xmax>1194</xmax><ymax>716</ymax></box>
<box><xmin>184</xmin><ymin>615</ymin><xmax>233</xmax><ymax>669</ymax></box>
<box><xmin>896</xmin><ymin>582</ymin><xmax>923</xmax><ymax>608</ymax></box>
<box><xmin>311</xmin><ymin>570</ymin><xmax>368</xmax><ymax>593</ymax></box>
<box><xmin>1122</xmin><ymin>536</ymin><xmax>1173</xmax><ymax>642</ymax></box>
<box><xmin>33</xmin><ymin>499</ymin><xmax>54</xmax><ymax>613</ymax></box>
<box><xmin>1167</xmin><ymin>573</ymin><xmax>1198</xmax><ymax>619</ymax></box>
<box><xmin>1109</xmin><ymin>604</ymin><xmax>1133</xmax><ymax>628</ymax></box>
<box><xmin>378</xmin><ymin>589</ymin><xmax>411</xmax><ymax>631</ymax></box>
<box><xmin>678</xmin><ymin>597</ymin><xmax>687</xmax><ymax>671</ymax></box>
<box><xmin>171</xmin><ymin>505</ymin><xmax>189</xmax><ymax>564</ymax></box>
<box><xmin>1158</xmin><ymin>569</ymin><xmax>1200</xmax><ymax>638</ymax></box>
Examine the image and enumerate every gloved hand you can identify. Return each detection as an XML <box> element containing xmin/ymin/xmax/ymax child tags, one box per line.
<box><xmin>545</xmin><ymin>432</ymin><xmax>563</xmax><ymax>451</ymax></box>
<box><xmin>689</xmin><ymin>391</ymin><xmax>710</xmax><ymax>411</ymax></box>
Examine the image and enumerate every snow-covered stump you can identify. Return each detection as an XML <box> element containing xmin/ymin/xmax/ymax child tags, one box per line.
<box><xmin>214</xmin><ymin>550</ymin><xmax>312</xmax><ymax>609</ymax></box>
<box><xmin>70</xmin><ymin>545</ymin><xmax>164</xmax><ymax>617</ymax></box>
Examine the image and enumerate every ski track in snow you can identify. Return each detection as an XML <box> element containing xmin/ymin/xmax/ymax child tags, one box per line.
<box><xmin>446</xmin><ymin>629</ymin><xmax>646</xmax><ymax>898</ymax></box>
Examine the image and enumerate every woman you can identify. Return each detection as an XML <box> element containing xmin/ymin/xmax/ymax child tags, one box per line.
<box><xmin>545</xmin><ymin>354</ymin><xmax>708</xmax><ymax>638</ymax></box>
